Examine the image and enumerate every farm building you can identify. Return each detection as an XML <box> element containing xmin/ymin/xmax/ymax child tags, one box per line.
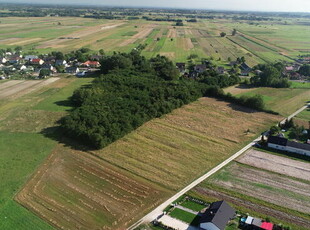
<box><xmin>66</xmin><ymin>66</ymin><xmax>80</xmax><ymax>74</ymax></box>
<box><xmin>24</xmin><ymin>55</ymin><xmax>38</xmax><ymax>61</ymax></box>
<box><xmin>82</xmin><ymin>60</ymin><xmax>100</xmax><ymax>68</ymax></box>
<box><xmin>30</xmin><ymin>58</ymin><xmax>44</xmax><ymax>65</ymax></box>
<box><xmin>200</xmin><ymin>200</ymin><xmax>235</xmax><ymax>230</ymax></box>
<box><xmin>267</xmin><ymin>136</ymin><xmax>310</xmax><ymax>156</ymax></box>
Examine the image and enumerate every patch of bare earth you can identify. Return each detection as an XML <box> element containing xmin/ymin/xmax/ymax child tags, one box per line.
<box><xmin>211</xmin><ymin>162</ymin><xmax>310</xmax><ymax>214</ymax></box>
<box><xmin>167</xmin><ymin>28</ymin><xmax>177</xmax><ymax>38</ymax></box>
<box><xmin>237</xmin><ymin>149</ymin><xmax>310</xmax><ymax>181</ymax></box>
<box><xmin>193</xmin><ymin>188</ymin><xmax>310</xmax><ymax>229</ymax></box>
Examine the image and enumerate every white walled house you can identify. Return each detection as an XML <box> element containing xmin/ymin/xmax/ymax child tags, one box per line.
<box><xmin>200</xmin><ymin>200</ymin><xmax>235</xmax><ymax>230</ymax></box>
<box><xmin>267</xmin><ymin>136</ymin><xmax>310</xmax><ymax>156</ymax></box>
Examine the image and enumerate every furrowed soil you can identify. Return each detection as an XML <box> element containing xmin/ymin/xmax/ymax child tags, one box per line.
<box><xmin>16</xmin><ymin>144</ymin><xmax>169</xmax><ymax>230</ymax></box>
<box><xmin>210</xmin><ymin>162</ymin><xmax>310</xmax><ymax>214</ymax></box>
<box><xmin>237</xmin><ymin>149</ymin><xmax>310</xmax><ymax>181</ymax></box>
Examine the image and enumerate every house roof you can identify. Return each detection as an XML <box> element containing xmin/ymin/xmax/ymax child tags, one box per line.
<box><xmin>261</xmin><ymin>222</ymin><xmax>274</xmax><ymax>230</ymax></box>
<box><xmin>200</xmin><ymin>200</ymin><xmax>235</xmax><ymax>230</ymax></box>
<box><xmin>267</xmin><ymin>136</ymin><xmax>288</xmax><ymax>146</ymax></box>
<box><xmin>31</xmin><ymin>58</ymin><xmax>43</xmax><ymax>63</ymax></box>
<box><xmin>287</xmin><ymin>140</ymin><xmax>310</xmax><ymax>151</ymax></box>
<box><xmin>240</xmin><ymin>62</ymin><xmax>251</xmax><ymax>70</ymax></box>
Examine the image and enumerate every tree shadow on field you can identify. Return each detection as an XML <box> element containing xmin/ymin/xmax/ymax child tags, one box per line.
<box><xmin>40</xmin><ymin>125</ymin><xmax>96</xmax><ymax>152</ymax></box>
<box><xmin>213</xmin><ymin>98</ymin><xmax>257</xmax><ymax>114</ymax></box>
<box><xmin>53</xmin><ymin>99</ymin><xmax>74</xmax><ymax>110</ymax></box>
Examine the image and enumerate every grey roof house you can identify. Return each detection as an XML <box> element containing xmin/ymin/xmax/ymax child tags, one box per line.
<box><xmin>200</xmin><ymin>200</ymin><xmax>235</xmax><ymax>230</ymax></box>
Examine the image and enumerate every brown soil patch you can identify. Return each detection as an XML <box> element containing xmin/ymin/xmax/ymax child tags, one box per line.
<box><xmin>237</xmin><ymin>149</ymin><xmax>310</xmax><ymax>181</ymax></box>
<box><xmin>211</xmin><ymin>162</ymin><xmax>310</xmax><ymax>214</ymax></box>
<box><xmin>194</xmin><ymin>188</ymin><xmax>310</xmax><ymax>228</ymax></box>
<box><xmin>167</xmin><ymin>28</ymin><xmax>177</xmax><ymax>38</ymax></box>
<box><xmin>16</xmin><ymin>144</ymin><xmax>168</xmax><ymax>230</ymax></box>
<box><xmin>177</xmin><ymin>38</ymin><xmax>194</xmax><ymax>51</ymax></box>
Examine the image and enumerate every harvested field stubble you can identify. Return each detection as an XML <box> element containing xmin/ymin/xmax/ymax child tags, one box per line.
<box><xmin>16</xmin><ymin>145</ymin><xmax>168</xmax><ymax>230</ymax></box>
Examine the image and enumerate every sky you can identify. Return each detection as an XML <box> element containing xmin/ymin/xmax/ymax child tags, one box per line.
<box><xmin>2</xmin><ymin>0</ymin><xmax>310</xmax><ymax>12</ymax></box>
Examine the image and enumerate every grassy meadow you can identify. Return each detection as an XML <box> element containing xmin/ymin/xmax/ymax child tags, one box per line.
<box><xmin>225</xmin><ymin>85</ymin><xmax>310</xmax><ymax>116</ymax></box>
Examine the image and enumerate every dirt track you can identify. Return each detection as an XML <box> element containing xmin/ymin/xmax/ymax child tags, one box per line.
<box><xmin>0</xmin><ymin>78</ymin><xmax>59</xmax><ymax>99</ymax></box>
<box><xmin>237</xmin><ymin>149</ymin><xmax>310</xmax><ymax>181</ymax></box>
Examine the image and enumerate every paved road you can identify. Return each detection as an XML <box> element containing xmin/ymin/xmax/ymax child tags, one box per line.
<box><xmin>128</xmin><ymin>103</ymin><xmax>309</xmax><ymax>230</ymax></box>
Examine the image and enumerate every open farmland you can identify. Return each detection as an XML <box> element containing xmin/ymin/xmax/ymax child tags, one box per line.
<box><xmin>0</xmin><ymin>77</ymin><xmax>94</xmax><ymax>230</ymax></box>
<box><xmin>1</xmin><ymin>17</ymin><xmax>309</xmax><ymax>63</ymax></box>
<box><xmin>92</xmin><ymin>97</ymin><xmax>280</xmax><ymax>190</ymax></box>
<box><xmin>225</xmin><ymin>86</ymin><xmax>310</xmax><ymax>116</ymax></box>
<box><xmin>16</xmin><ymin>144</ymin><xmax>169</xmax><ymax>230</ymax></box>
<box><xmin>16</xmin><ymin>97</ymin><xmax>280</xmax><ymax>229</ymax></box>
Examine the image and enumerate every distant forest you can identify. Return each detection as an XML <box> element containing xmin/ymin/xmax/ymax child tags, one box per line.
<box><xmin>0</xmin><ymin>3</ymin><xmax>309</xmax><ymax>19</ymax></box>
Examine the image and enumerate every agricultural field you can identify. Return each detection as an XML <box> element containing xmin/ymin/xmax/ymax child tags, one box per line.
<box><xmin>189</xmin><ymin>148</ymin><xmax>310</xmax><ymax>230</ymax></box>
<box><xmin>0</xmin><ymin>76</ymin><xmax>93</xmax><ymax>230</ymax></box>
<box><xmin>16</xmin><ymin>97</ymin><xmax>280</xmax><ymax>229</ymax></box>
<box><xmin>224</xmin><ymin>85</ymin><xmax>310</xmax><ymax>116</ymax></box>
<box><xmin>1</xmin><ymin>16</ymin><xmax>309</xmax><ymax>64</ymax></box>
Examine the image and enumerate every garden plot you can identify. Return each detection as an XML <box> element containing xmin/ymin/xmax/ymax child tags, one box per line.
<box><xmin>209</xmin><ymin>162</ymin><xmax>310</xmax><ymax>214</ymax></box>
<box><xmin>237</xmin><ymin>149</ymin><xmax>310</xmax><ymax>182</ymax></box>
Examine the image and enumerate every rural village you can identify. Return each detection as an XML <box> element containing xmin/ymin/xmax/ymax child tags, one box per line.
<box><xmin>0</xmin><ymin>3</ymin><xmax>310</xmax><ymax>230</ymax></box>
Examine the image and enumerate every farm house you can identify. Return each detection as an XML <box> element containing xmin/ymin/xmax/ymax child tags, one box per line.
<box><xmin>267</xmin><ymin>136</ymin><xmax>310</xmax><ymax>156</ymax></box>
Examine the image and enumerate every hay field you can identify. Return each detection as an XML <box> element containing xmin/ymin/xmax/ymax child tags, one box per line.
<box><xmin>93</xmin><ymin>97</ymin><xmax>280</xmax><ymax>190</ymax></box>
<box><xmin>14</xmin><ymin>97</ymin><xmax>280</xmax><ymax>229</ymax></box>
<box><xmin>16</xmin><ymin>144</ymin><xmax>169</xmax><ymax>230</ymax></box>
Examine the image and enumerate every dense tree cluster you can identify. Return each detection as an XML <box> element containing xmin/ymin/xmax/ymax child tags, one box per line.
<box><xmin>298</xmin><ymin>64</ymin><xmax>310</xmax><ymax>76</ymax></box>
<box><xmin>62</xmin><ymin>52</ymin><xmax>208</xmax><ymax>149</ymax></box>
<box><xmin>251</xmin><ymin>62</ymin><xmax>291</xmax><ymax>88</ymax></box>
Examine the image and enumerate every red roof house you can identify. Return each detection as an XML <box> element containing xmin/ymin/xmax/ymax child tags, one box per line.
<box><xmin>82</xmin><ymin>61</ymin><xmax>100</xmax><ymax>68</ymax></box>
<box><xmin>260</xmin><ymin>222</ymin><xmax>274</xmax><ymax>230</ymax></box>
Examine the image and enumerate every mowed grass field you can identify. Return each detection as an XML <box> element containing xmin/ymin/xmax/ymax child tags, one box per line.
<box><xmin>0</xmin><ymin>77</ymin><xmax>93</xmax><ymax>230</ymax></box>
<box><xmin>225</xmin><ymin>85</ymin><xmax>310</xmax><ymax>116</ymax></box>
<box><xmin>1</xmin><ymin>17</ymin><xmax>309</xmax><ymax>64</ymax></box>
